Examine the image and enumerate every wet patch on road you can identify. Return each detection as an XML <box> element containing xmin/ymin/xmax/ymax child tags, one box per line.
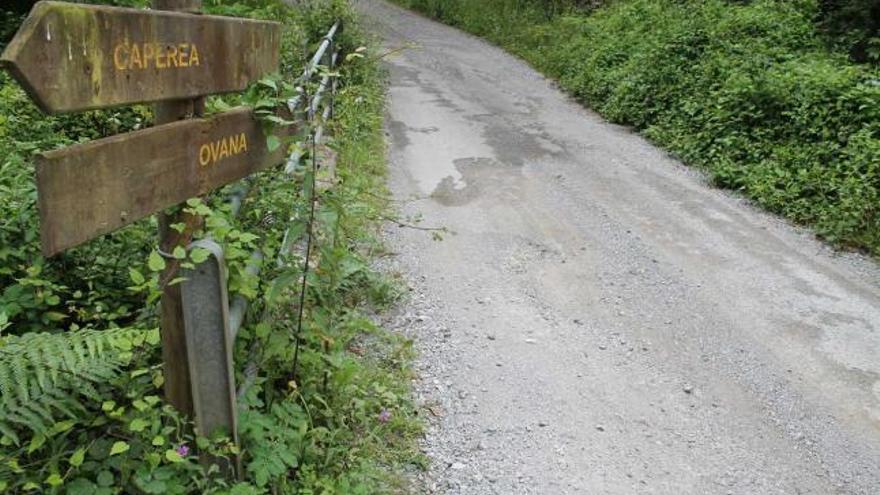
<box><xmin>431</xmin><ymin>157</ymin><xmax>522</xmax><ymax>207</ymax></box>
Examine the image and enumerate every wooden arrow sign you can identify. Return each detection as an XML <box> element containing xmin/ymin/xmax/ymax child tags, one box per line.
<box><xmin>1</xmin><ymin>1</ymin><xmax>280</xmax><ymax>113</ymax></box>
<box><xmin>36</xmin><ymin>107</ymin><xmax>295</xmax><ymax>256</ymax></box>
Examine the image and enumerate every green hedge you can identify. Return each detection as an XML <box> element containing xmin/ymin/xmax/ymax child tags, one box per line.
<box><xmin>396</xmin><ymin>0</ymin><xmax>880</xmax><ymax>255</ymax></box>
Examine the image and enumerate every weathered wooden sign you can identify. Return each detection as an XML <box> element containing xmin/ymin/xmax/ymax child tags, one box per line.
<box><xmin>36</xmin><ymin>107</ymin><xmax>293</xmax><ymax>255</ymax></box>
<box><xmin>1</xmin><ymin>1</ymin><xmax>280</xmax><ymax>113</ymax></box>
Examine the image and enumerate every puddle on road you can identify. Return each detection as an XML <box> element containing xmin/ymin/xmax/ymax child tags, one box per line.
<box><xmin>388</xmin><ymin>81</ymin><xmax>494</xmax><ymax>195</ymax></box>
<box><xmin>431</xmin><ymin>157</ymin><xmax>492</xmax><ymax>206</ymax></box>
<box><xmin>387</xmin><ymin>53</ymin><xmax>561</xmax><ymax>196</ymax></box>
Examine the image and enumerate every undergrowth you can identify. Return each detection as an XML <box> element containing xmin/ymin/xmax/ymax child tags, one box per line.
<box><xmin>394</xmin><ymin>0</ymin><xmax>880</xmax><ymax>256</ymax></box>
<box><xmin>0</xmin><ymin>0</ymin><xmax>423</xmax><ymax>493</ymax></box>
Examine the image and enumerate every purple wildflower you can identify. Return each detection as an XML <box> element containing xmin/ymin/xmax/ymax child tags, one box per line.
<box><xmin>176</xmin><ymin>444</ymin><xmax>190</xmax><ymax>457</ymax></box>
<box><xmin>377</xmin><ymin>409</ymin><xmax>392</xmax><ymax>423</ymax></box>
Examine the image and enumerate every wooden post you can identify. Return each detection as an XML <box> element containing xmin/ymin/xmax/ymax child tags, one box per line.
<box><xmin>154</xmin><ymin>0</ymin><xmax>203</xmax><ymax>418</ymax></box>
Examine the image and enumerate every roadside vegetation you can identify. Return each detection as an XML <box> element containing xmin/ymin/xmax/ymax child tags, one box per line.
<box><xmin>394</xmin><ymin>0</ymin><xmax>880</xmax><ymax>256</ymax></box>
<box><xmin>0</xmin><ymin>0</ymin><xmax>422</xmax><ymax>493</ymax></box>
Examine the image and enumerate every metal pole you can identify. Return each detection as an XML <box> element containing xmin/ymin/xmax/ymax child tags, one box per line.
<box><xmin>180</xmin><ymin>240</ymin><xmax>240</xmax><ymax>478</ymax></box>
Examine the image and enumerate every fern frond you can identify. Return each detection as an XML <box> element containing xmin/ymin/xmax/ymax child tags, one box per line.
<box><xmin>6</xmin><ymin>406</ymin><xmax>48</xmax><ymax>434</ymax></box>
<box><xmin>0</xmin><ymin>418</ymin><xmax>19</xmax><ymax>445</ymax></box>
<box><xmin>10</xmin><ymin>354</ymin><xmax>31</xmax><ymax>405</ymax></box>
<box><xmin>0</xmin><ymin>327</ymin><xmax>149</xmax><ymax>445</ymax></box>
<box><xmin>42</xmin><ymin>390</ymin><xmax>81</xmax><ymax>420</ymax></box>
<box><xmin>0</xmin><ymin>360</ymin><xmax>13</xmax><ymax>409</ymax></box>
<box><xmin>24</xmin><ymin>344</ymin><xmax>48</xmax><ymax>394</ymax></box>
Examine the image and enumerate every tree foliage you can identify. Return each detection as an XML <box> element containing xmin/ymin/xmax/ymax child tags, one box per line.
<box><xmin>819</xmin><ymin>0</ymin><xmax>880</xmax><ymax>62</ymax></box>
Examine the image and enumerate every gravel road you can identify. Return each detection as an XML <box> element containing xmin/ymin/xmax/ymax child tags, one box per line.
<box><xmin>358</xmin><ymin>1</ymin><xmax>880</xmax><ymax>493</ymax></box>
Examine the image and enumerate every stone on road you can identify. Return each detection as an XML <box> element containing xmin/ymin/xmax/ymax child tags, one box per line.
<box><xmin>359</xmin><ymin>1</ymin><xmax>880</xmax><ymax>493</ymax></box>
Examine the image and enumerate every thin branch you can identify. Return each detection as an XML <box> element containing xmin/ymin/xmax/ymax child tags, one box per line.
<box><xmin>366</xmin><ymin>43</ymin><xmax>417</xmax><ymax>63</ymax></box>
<box><xmin>375</xmin><ymin>214</ymin><xmax>448</xmax><ymax>232</ymax></box>
<box><xmin>356</xmin><ymin>189</ymin><xmax>428</xmax><ymax>204</ymax></box>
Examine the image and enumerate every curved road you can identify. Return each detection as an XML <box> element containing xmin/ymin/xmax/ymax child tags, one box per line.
<box><xmin>359</xmin><ymin>1</ymin><xmax>880</xmax><ymax>493</ymax></box>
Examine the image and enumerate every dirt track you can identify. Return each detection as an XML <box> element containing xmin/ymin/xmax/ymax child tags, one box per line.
<box><xmin>360</xmin><ymin>1</ymin><xmax>880</xmax><ymax>493</ymax></box>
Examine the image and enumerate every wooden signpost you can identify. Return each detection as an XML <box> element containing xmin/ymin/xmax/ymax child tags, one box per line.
<box><xmin>1</xmin><ymin>1</ymin><xmax>280</xmax><ymax>113</ymax></box>
<box><xmin>1</xmin><ymin>0</ymin><xmax>296</xmax><ymax>475</ymax></box>
<box><xmin>0</xmin><ymin>0</ymin><xmax>289</xmax><ymax>259</ymax></box>
<box><xmin>36</xmin><ymin>107</ymin><xmax>293</xmax><ymax>255</ymax></box>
